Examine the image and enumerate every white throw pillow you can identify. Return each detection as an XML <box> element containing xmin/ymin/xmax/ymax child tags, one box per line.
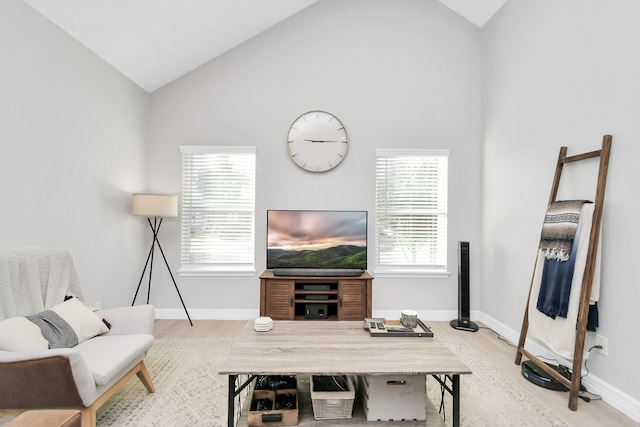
<box><xmin>0</xmin><ymin>298</ymin><xmax>109</xmax><ymax>351</ymax></box>
<box><xmin>49</xmin><ymin>297</ymin><xmax>109</xmax><ymax>344</ymax></box>
<box><xmin>0</xmin><ymin>316</ymin><xmax>49</xmax><ymax>351</ymax></box>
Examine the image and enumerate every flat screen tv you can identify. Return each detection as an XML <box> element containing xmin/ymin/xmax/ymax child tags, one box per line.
<box><xmin>267</xmin><ymin>210</ymin><xmax>367</xmax><ymax>274</ymax></box>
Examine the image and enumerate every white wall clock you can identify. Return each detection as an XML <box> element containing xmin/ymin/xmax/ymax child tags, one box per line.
<box><xmin>287</xmin><ymin>110</ymin><xmax>349</xmax><ymax>172</ymax></box>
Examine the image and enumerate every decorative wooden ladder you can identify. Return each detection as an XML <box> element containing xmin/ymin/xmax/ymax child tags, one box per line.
<box><xmin>515</xmin><ymin>134</ymin><xmax>612</xmax><ymax>411</ymax></box>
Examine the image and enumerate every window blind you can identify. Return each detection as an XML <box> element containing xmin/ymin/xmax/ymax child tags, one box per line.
<box><xmin>180</xmin><ymin>145</ymin><xmax>256</xmax><ymax>273</ymax></box>
<box><xmin>375</xmin><ymin>149</ymin><xmax>449</xmax><ymax>272</ymax></box>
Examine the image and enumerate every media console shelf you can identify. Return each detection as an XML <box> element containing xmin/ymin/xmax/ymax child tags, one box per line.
<box><xmin>259</xmin><ymin>270</ymin><xmax>373</xmax><ymax>321</ymax></box>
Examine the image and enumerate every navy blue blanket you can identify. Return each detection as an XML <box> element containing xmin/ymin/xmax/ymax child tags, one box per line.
<box><xmin>536</xmin><ymin>218</ymin><xmax>581</xmax><ymax>319</ymax></box>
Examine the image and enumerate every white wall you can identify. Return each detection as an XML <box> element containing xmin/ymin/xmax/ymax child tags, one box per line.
<box><xmin>483</xmin><ymin>0</ymin><xmax>640</xmax><ymax>408</ymax></box>
<box><xmin>0</xmin><ymin>0</ymin><xmax>150</xmax><ymax>309</ymax></box>
<box><xmin>147</xmin><ymin>0</ymin><xmax>483</xmax><ymax>317</ymax></box>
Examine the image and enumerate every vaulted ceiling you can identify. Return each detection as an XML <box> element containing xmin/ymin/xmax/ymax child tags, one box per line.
<box><xmin>22</xmin><ymin>0</ymin><xmax>506</xmax><ymax>93</ymax></box>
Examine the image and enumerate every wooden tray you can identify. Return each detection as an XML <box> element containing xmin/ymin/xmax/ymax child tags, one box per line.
<box><xmin>364</xmin><ymin>318</ymin><xmax>434</xmax><ymax>338</ymax></box>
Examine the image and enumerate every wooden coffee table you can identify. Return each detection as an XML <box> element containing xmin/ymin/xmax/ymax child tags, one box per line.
<box><xmin>219</xmin><ymin>321</ymin><xmax>471</xmax><ymax>427</ymax></box>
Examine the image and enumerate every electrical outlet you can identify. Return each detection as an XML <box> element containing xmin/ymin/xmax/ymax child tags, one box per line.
<box><xmin>596</xmin><ymin>334</ymin><xmax>608</xmax><ymax>357</ymax></box>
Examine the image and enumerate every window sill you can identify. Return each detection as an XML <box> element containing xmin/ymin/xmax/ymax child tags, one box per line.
<box><xmin>373</xmin><ymin>266</ymin><xmax>450</xmax><ymax>279</ymax></box>
<box><xmin>178</xmin><ymin>266</ymin><xmax>256</xmax><ymax>277</ymax></box>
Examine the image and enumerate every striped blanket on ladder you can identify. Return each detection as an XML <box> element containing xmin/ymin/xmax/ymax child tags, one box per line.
<box><xmin>538</xmin><ymin>200</ymin><xmax>592</xmax><ymax>261</ymax></box>
<box><xmin>537</xmin><ymin>200</ymin><xmax>591</xmax><ymax>319</ymax></box>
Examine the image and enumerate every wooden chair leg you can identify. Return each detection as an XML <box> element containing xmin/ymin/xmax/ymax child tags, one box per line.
<box><xmin>80</xmin><ymin>407</ymin><xmax>95</xmax><ymax>427</ymax></box>
<box><xmin>136</xmin><ymin>361</ymin><xmax>155</xmax><ymax>393</ymax></box>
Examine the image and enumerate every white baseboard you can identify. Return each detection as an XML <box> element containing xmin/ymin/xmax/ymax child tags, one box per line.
<box><xmin>155</xmin><ymin>308</ymin><xmax>259</xmax><ymax>320</ymax></box>
<box><xmin>154</xmin><ymin>307</ymin><xmax>639</xmax><ymax>423</ymax></box>
<box><xmin>155</xmin><ymin>308</ymin><xmax>466</xmax><ymax>322</ymax></box>
<box><xmin>372</xmin><ymin>309</ymin><xmax>461</xmax><ymax>321</ymax></box>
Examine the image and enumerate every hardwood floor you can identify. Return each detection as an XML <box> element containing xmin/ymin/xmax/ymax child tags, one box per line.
<box><xmin>154</xmin><ymin>319</ymin><xmax>637</xmax><ymax>427</ymax></box>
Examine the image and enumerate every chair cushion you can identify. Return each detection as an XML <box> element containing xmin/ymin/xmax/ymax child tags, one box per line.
<box><xmin>74</xmin><ymin>334</ymin><xmax>154</xmax><ymax>385</ymax></box>
<box><xmin>0</xmin><ymin>298</ymin><xmax>108</xmax><ymax>351</ymax></box>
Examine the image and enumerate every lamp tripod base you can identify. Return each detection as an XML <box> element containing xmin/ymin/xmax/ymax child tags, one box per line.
<box><xmin>132</xmin><ymin>217</ymin><xmax>193</xmax><ymax>326</ymax></box>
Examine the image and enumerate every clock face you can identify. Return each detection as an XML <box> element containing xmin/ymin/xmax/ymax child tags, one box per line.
<box><xmin>287</xmin><ymin>110</ymin><xmax>349</xmax><ymax>172</ymax></box>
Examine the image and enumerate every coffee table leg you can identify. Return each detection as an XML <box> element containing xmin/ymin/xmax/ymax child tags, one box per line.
<box><xmin>452</xmin><ymin>374</ymin><xmax>460</xmax><ymax>427</ymax></box>
<box><xmin>228</xmin><ymin>375</ymin><xmax>237</xmax><ymax>427</ymax></box>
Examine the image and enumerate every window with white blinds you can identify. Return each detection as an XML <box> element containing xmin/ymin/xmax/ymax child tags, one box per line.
<box><xmin>375</xmin><ymin>148</ymin><xmax>449</xmax><ymax>277</ymax></box>
<box><xmin>179</xmin><ymin>145</ymin><xmax>256</xmax><ymax>276</ymax></box>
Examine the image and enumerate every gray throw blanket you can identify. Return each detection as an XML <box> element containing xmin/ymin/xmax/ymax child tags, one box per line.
<box><xmin>26</xmin><ymin>309</ymin><xmax>79</xmax><ymax>348</ymax></box>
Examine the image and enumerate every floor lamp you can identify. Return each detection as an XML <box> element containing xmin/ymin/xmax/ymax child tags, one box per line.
<box><xmin>131</xmin><ymin>194</ymin><xmax>193</xmax><ymax>326</ymax></box>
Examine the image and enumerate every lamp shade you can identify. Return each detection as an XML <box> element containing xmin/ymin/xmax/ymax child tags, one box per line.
<box><xmin>132</xmin><ymin>194</ymin><xmax>178</xmax><ymax>217</ymax></box>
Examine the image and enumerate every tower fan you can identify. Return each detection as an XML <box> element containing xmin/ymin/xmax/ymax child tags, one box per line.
<box><xmin>450</xmin><ymin>241</ymin><xmax>478</xmax><ymax>332</ymax></box>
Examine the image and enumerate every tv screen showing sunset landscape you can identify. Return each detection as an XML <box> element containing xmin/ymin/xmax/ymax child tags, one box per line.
<box><xmin>266</xmin><ymin>210</ymin><xmax>367</xmax><ymax>270</ymax></box>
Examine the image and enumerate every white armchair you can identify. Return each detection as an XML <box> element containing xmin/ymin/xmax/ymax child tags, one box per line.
<box><xmin>0</xmin><ymin>248</ymin><xmax>155</xmax><ymax>427</ymax></box>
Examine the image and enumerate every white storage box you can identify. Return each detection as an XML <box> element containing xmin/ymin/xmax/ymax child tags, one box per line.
<box><xmin>360</xmin><ymin>374</ymin><xmax>427</xmax><ymax>421</ymax></box>
<box><xmin>310</xmin><ymin>375</ymin><xmax>355</xmax><ymax>420</ymax></box>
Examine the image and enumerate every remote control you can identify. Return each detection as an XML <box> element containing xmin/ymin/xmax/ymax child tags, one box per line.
<box><xmin>386</xmin><ymin>327</ymin><xmax>413</xmax><ymax>333</ymax></box>
<box><xmin>376</xmin><ymin>322</ymin><xmax>385</xmax><ymax>330</ymax></box>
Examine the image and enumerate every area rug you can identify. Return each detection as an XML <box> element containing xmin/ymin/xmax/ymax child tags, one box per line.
<box><xmin>97</xmin><ymin>338</ymin><xmax>240</xmax><ymax>427</ymax></box>
<box><xmin>92</xmin><ymin>336</ymin><xmax>570</xmax><ymax>427</ymax></box>
<box><xmin>426</xmin><ymin>338</ymin><xmax>571</xmax><ymax>427</ymax></box>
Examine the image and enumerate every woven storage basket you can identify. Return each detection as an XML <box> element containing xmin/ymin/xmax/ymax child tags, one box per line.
<box><xmin>310</xmin><ymin>375</ymin><xmax>355</xmax><ymax>420</ymax></box>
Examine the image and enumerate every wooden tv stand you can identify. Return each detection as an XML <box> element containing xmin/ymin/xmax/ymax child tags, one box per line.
<box><xmin>259</xmin><ymin>270</ymin><xmax>373</xmax><ymax>320</ymax></box>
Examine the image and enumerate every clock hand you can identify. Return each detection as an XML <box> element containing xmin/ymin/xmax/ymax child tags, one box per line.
<box><xmin>304</xmin><ymin>139</ymin><xmax>339</xmax><ymax>143</ymax></box>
